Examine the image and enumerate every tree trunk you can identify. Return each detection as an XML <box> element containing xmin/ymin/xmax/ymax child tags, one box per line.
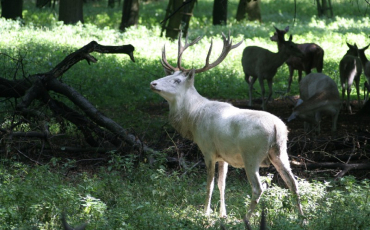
<box><xmin>213</xmin><ymin>0</ymin><xmax>228</xmax><ymax>25</ymax></box>
<box><xmin>1</xmin><ymin>0</ymin><xmax>23</xmax><ymax>19</ymax></box>
<box><xmin>163</xmin><ymin>0</ymin><xmax>183</xmax><ymax>39</ymax></box>
<box><xmin>59</xmin><ymin>0</ymin><xmax>84</xmax><ymax>24</ymax></box>
<box><xmin>236</xmin><ymin>0</ymin><xmax>261</xmax><ymax>22</ymax></box>
<box><xmin>180</xmin><ymin>0</ymin><xmax>196</xmax><ymax>38</ymax></box>
<box><xmin>108</xmin><ymin>0</ymin><xmax>115</xmax><ymax>8</ymax></box>
<box><xmin>119</xmin><ymin>0</ymin><xmax>139</xmax><ymax>31</ymax></box>
<box><xmin>36</xmin><ymin>0</ymin><xmax>51</xmax><ymax>8</ymax></box>
<box><xmin>162</xmin><ymin>0</ymin><xmax>196</xmax><ymax>39</ymax></box>
<box><xmin>316</xmin><ymin>0</ymin><xmax>333</xmax><ymax>17</ymax></box>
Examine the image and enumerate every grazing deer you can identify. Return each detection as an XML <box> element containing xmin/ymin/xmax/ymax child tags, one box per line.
<box><xmin>242</xmin><ymin>26</ymin><xmax>304</xmax><ymax>110</ymax></box>
<box><xmin>270</xmin><ymin>26</ymin><xmax>324</xmax><ymax>93</ymax></box>
<box><xmin>288</xmin><ymin>73</ymin><xmax>341</xmax><ymax>133</ymax></box>
<box><xmin>151</xmin><ymin>32</ymin><xmax>303</xmax><ymax>219</ymax></box>
<box><xmin>357</xmin><ymin>44</ymin><xmax>370</xmax><ymax>101</ymax></box>
<box><xmin>339</xmin><ymin>42</ymin><xmax>362</xmax><ymax>113</ymax></box>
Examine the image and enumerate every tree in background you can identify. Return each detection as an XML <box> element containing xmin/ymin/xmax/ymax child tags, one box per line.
<box><xmin>316</xmin><ymin>0</ymin><xmax>333</xmax><ymax>17</ymax></box>
<box><xmin>108</xmin><ymin>0</ymin><xmax>121</xmax><ymax>8</ymax></box>
<box><xmin>1</xmin><ymin>0</ymin><xmax>23</xmax><ymax>20</ymax></box>
<box><xmin>236</xmin><ymin>0</ymin><xmax>261</xmax><ymax>22</ymax></box>
<box><xmin>213</xmin><ymin>0</ymin><xmax>228</xmax><ymax>25</ymax></box>
<box><xmin>36</xmin><ymin>0</ymin><xmax>51</xmax><ymax>8</ymax></box>
<box><xmin>59</xmin><ymin>0</ymin><xmax>84</xmax><ymax>24</ymax></box>
<box><xmin>161</xmin><ymin>0</ymin><xmax>196</xmax><ymax>39</ymax></box>
<box><xmin>120</xmin><ymin>0</ymin><xmax>139</xmax><ymax>31</ymax></box>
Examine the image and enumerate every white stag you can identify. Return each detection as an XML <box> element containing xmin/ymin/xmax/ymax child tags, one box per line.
<box><xmin>150</xmin><ymin>32</ymin><xmax>304</xmax><ymax>219</ymax></box>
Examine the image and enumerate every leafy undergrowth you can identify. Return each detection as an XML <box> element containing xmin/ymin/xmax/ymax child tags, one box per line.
<box><xmin>1</xmin><ymin>1</ymin><xmax>370</xmax><ymax>229</ymax></box>
<box><xmin>0</xmin><ymin>158</ymin><xmax>369</xmax><ymax>229</ymax></box>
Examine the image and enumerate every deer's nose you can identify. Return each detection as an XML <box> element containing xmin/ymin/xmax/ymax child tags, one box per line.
<box><xmin>150</xmin><ymin>82</ymin><xmax>158</xmax><ymax>90</ymax></box>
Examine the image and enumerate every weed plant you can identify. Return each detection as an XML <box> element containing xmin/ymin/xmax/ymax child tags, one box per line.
<box><xmin>0</xmin><ymin>159</ymin><xmax>369</xmax><ymax>229</ymax></box>
<box><xmin>1</xmin><ymin>0</ymin><xmax>370</xmax><ymax>229</ymax></box>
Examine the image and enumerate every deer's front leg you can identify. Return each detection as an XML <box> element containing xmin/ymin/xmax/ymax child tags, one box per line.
<box><xmin>218</xmin><ymin>161</ymin><xmax>228</xmax><ymax>217</ymax></box>
<box><xmin>204</xmin><ymin>158</ymin><xmax>216</xmax><ymax>215</ymax></box>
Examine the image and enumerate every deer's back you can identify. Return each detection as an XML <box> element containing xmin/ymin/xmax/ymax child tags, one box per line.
<box><xmin>339</xmin><ymin>55</ymin><xmax>362</xmax><ymax>79</ymax></box>
<box><xmin>299</xmin><ymin>73</ymin><xmax>339</xmax><ymax>101</ymax></box>
<box><xmin>192</xmin><ymin>101</ymin><xmax>287</xmax><ymax>164</ymax></box>
<box><xmin>241</xmin><ymin>46</ymin><xmax>277</xmax><ymax>77</ymax></box>
<box><xmin>286</xmin><ymin>43</ymin><xmax>324</xmax><ymax>70</ymax></box>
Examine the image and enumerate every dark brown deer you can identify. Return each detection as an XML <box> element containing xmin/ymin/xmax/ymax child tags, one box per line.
<box><xmin>270</xmin><ymin>26</ymin><xmax>324</xmax><ymax>93</ymax></box>
<box><xmin>358</xmin><ymin>44</ymin><xmax>370</xmax><ymax>101</ymax></box>
<box><xmin>242</xmin><ymin>26</ymin><xmax>304</xmax><ymax>110</ymax></box>
<box><xmin>339</xmin><ymin>43</ymin><xmax>362</xmax><ymax>113</ymax></box>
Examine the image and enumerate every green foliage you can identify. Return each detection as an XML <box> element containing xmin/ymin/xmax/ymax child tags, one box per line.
<box><xmin>1</xmin><ymin>1</ymin><xmax>370</xmax><ymax>229</ymax></box>
<box><xmin>1</xmin><ymin>159</ymin><xmax>369</xmax><ymax>229</ymax></box>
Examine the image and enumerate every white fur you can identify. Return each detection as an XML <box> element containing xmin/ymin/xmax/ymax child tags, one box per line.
<box><xmin>151</xmin><ymin>70</ymin><xmax>303</xmax><ymax>219</ymax></box>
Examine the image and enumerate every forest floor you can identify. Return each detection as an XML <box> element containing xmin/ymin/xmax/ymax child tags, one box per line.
<box><xmin>146</xmin><ymin>97</ymin><xmax>370</xmax><ymax>181</ymax></box>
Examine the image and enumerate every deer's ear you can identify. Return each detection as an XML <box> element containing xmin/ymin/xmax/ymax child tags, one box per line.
<box><xmin>187</xmin><ymin>69</ymin><xmax>195</xmax><ymax>79</ymax></box>
<box><xmin>346</xmin><ymin>42</ymin><xmax>353</xmax><ymax>49</ymax></box>
<box><xmin>186</xmin><ymin>69</ymin><xmax>195</xmax><ymax>84</ymax></box>
<box><xmin>284</xmin><ymin>26</ymin><xmax>289</xmax><ymax>32</ymax></box>
<box><xmin>163</xmin><ymin>67</ymin><xmax>173</xmax><ymax>76</ymax></box>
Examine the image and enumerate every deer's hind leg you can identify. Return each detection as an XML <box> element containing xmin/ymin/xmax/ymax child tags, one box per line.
<box><xmin>268</xmin><ymin>147</ymin><xmax>304</xmax><ymax>216</ymax></box>
<box><xmin>243</xmin><ymin>156</ymin><xmax>265</xmax><ymax>220</ymax></box>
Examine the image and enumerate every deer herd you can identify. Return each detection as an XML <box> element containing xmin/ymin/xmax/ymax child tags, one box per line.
<box><xmin>150</xmin><ymin>26</ymin><xmax>368</xmax><ymax>223</ymax></box>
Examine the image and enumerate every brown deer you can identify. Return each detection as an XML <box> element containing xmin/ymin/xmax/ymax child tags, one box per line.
<box><xmin>288</xmin><ymin>73</ymin><xmax>341</xmax><ymax>134</ymax></box>
<box><xmin>270</xmin><ymin>26</ymin><xmax>324</xmax><ymax>93</ymax></box>
<box><xmin>339</xmin><ymin>42</ymin><xmax>362</xmax><ymax>113</ymax></box>
<box><xmin>151</xmin><ymin>32</ymin><xmax>303</xmax><ymax>219</ymax></box>
<box><xmin>357</xmin><ymin>44</ymin><xmax>370</xmax><ymax>101</ymax></box>
<box><xmin>242</xmin><ymin>26</ymin><xmax>304</xmax><ymax>110</ymax></box>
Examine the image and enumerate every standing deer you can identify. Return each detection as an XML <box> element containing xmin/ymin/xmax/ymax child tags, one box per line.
<box><xmin>339</xmin><ymin>42</ymin><xmax>362</xmax><ymax>113</ymax></box>
<box><xmin>242</xmin><ymin>26</ymin><xmax>304</xmax><ymax>110</ymax></box>
<box><xmin>270</xmin><ymin>26</ymin><xmax>324</xmax><ymax>93</ymax></box>
<box><xmin>151</xmin><ymin>32</ymin><xmax>304</xmax><ymax>219</ymax></box>
<box><xmin>288</xmin><ymin>73</ymin><xmax>341</xmax><ymax>134</ymax></box>
<box><xmin>357</xmin><ymin>44</ymin><xmax>370</xmax><ymax>101</ymax></box>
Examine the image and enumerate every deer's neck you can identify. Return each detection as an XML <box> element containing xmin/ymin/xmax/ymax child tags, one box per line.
<box><xmin>268</xmin><ymin>49</ymin><xmax>290</xmax><ymax>70</ymax></box>
<box><xmin>296</xmin><ymin>92</ymin><xmax>339</xmax><ymax>115</ymax></box>
<box><xmin>168</xmin><ymin>88</ymin><xmax>207</xmax><ymax>140</ymax></box>
<box><xmin>358</xmin><ymin>52</ymin><xmax>369</xmax><ymax>67</ymax></box>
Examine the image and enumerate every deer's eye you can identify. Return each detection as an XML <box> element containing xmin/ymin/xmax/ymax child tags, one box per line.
<box><xmin>174</xmin><ymin>79</ymin><xmax>181</xmax><ymax>84</ymax></box>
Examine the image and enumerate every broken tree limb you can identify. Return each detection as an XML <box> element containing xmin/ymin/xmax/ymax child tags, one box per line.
<box><xmin>291</xmin><ymin>161</ymin><xmax>370</xmax><ymax>178</ymax></box>
<box><xmin>0</xmin><ymin>41</ymin><xmax>159</xmax><ymax>158</ymax></box>
<box><xmin>43</xmin><ymin>41</ymin><xmax>135</xmax><ymax>81</ymax></box>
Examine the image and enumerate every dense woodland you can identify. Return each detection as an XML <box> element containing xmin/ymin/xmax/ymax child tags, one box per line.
<box><xmin>0</xmin><ymin>0</ymin><xmax>370</xmax><ymax>229</ymax></box>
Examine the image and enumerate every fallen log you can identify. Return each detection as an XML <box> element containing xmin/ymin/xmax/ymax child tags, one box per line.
<box><xmin>0</xmin><ymin>41</ymin><xmax>159</xmax><ymax>160</ymax></box>
<box><xmin>291</xmin><ymin>161</ymin><xmax>370</xmax><ymax>178</ymax></box>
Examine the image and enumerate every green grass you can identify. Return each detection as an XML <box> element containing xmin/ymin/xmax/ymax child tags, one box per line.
<box><xmin>1</xmin><ymin>0</ymin><xmax>370</xmax><ymax>229</ymax></box>
<box><xmin>0</xmin><ymin>159</ymin><xmax>369</xmax><ymax>229</ymax></box>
